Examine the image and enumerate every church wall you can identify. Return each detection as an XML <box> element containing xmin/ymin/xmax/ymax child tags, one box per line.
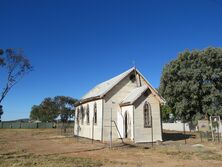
<box><xmin>74</xmin><ymin>99</ymin><xmax>103</xmax><ymax>140</ymax></box>
<box><xmin>134</xmin><ymin>93</ymin><xmax>162</xmax><ymax>143</ymax></box>
<box><xmin>119</xmin><ymin>105</ymin><xmax>134</xmax><ymax>140</ymax></box>
<box><xmin>103</xmin><ymin>72</ymin><xmax>137</xmax><ymax>141</ymax></box>
<box><xmin>74</xmin><ymin>69</ymin><xmax>162</xmax><ymax>143</ymax></box>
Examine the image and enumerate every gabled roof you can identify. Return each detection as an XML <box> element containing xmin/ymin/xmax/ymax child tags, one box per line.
<box><xmin>80</xmin><ymin>67</ymin><xmax>135</xmax><ymax>102</ymax></box>
<box><xmin>135</xmin><ymin>69</ymin><xmax>165</xmax><ymax>104</ymax></box>
<box><xmin>120</xmin><ymin>85</ymin><xmax>148</xmax><ymax>106</ymax></box>
<box><xmin>77</xmin><ymin>67</ymin><xmax>165</xmax><ymax>105</ymax></box>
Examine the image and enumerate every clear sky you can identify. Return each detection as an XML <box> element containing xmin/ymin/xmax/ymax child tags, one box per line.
<box><xmin>0</xmin><ymin>0</ymin><xmax>222</xmax><ymax>120</ymax></box>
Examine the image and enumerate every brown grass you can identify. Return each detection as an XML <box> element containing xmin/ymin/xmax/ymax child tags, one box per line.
<box><xmin>0</xmin><ymin>153</ymin><xmax>102</xmax><ymax>167</ymax></box>
<box><xmin>0</xmin><ymin>129</ymin><xmax>222</xmax><ymax>167</ymax></box>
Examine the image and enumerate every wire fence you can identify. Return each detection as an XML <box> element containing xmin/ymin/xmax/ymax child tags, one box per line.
<box><xmin>56</xmin><ymin>122</ymin><xmax>74</xmax><ymax>136</ymax></box>
<box><xmin>0</xmin><ymin>121</ymin><xmax>75</xmax><ymax>137</ymax></box>
<box><xmin>0</xmin><ymin>122</ymin><xmax>55</xmax><ymax>129</ymax></box>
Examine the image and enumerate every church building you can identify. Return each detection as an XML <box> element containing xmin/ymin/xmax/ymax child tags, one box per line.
<box><xmin>74</xmin><ymin>67</ymin><xmax>165</xmax><ymax>143</ymax></box>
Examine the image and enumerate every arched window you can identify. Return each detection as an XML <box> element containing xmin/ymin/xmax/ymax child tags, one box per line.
<box><xmin>94</xmin><ymin>102</ymin><xmax>97</xmax><ymax>124</ymax></box>
<box><xmin>144</xmin><ymin>101</ymin><xmax>152</xmax><ymax>128</ymax></box>
<box><xmin>76</xmin><ymin>108</ymin><xmax>80</xmax><ymax>123</ymax></box>
<box><xmin>86</xmin><ymin>104</ymin><xmax>90</xmax><ymax>124</ymax></box>
<box><xmin>81</xmin><ymin>105</ymin><xmax>84</xmax><ymax>125</ymax></box>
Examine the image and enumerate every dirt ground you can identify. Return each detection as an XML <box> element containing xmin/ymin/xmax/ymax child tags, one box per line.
<box><xmin>0</xmin><ymin>129</ymin><xmax>222</xmax><ymax>167</ymax></box>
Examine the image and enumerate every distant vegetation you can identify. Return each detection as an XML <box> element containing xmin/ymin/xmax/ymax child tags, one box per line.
<box><xmin>0</xmin><ymin>48</ymin><xmax>32</xmax><ymax>121</ymax></box>
<box><xmin>159</xmin><ymin>47</ymin><xmax>222</xmax><ymax>123</ymax></box>
<box><xmin>30</xmin><ymin>96</ymin><xmax>78</xmax><ymax>122</ymax></box>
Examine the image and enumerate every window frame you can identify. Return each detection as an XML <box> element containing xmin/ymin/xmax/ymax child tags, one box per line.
<box><xmin>76</xmin><ymin>108</ymin><xmax>80</xmax><ymax>124</ymax></box>
<box><xmin>93</xmin><ymin>102</ymin><xmax>97</xmax><ymax>125</ymax></box>
<box><xmin>86</xmin><ymin>104</ymin><xmax>90</xmax><ymax>125</ymax></box>
<box><xmin>81</xmin><ymin>105</ymin><xmax>84</xmax><ymax>125</ymax></box>
<box><xmin>144</xmin><ymin>101</ymin><xmax>152</xmax><ymax>128</ymax></box>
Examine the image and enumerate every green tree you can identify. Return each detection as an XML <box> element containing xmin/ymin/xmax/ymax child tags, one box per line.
<box><xmin>29</xmin><ymin>105</ymin><xmax>42</xmax><ymax>121</ymax></box>
<box><xmin>161</xmin><ymin>104</ymin><xmax>173</xmax><ymax>122</ymax></box>
<box><xmin>159</xmin><ymin>47</ymin><xmax>222</xmax><ymax>123</ymax></box>
<box><xmin>30</xmin><ymin>96</ymin><xmax>77</xmax><ymax>122</ymax></box>
<box><xmin>54</xmin><ymin>96</ymin><xmax>77</xmax><ymax>123</ymax></box>
<box><xmin>0</xmin><ymin>48</ymin><xmax>32</xmax><ymax>121</ymax></box>
<box><xmin>0</xmin><ymin>105</ymin><xmax>3</xmax><ymax>122</ymax></box>
<box><xmin>30</xmin><ymin>98</ymin><xmax>58</xmax><ymax>122</ymax></box>
<box><xmin>40</xmin><ymin>98</ymin><xmax>59</xmax><ymax>122</ymax></box>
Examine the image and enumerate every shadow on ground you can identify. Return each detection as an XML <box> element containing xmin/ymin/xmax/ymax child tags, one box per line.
<box><xmin>163</xmin><ymin>131</ymin><xmax>195</xmax><ymax>141</ymax></box>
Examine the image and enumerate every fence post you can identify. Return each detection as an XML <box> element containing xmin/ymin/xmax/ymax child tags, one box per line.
<box><xmin>183</xmin><ymin>122</ymin><xmax>186</xmax><ymax>144</ymax></box>
<box><xmin>151</xmin><ymin>111</ymin><xmax>153</xmax><ymax>147</ymax></box>
<box><xmin>92</xmin><ymin>117</ymin><xmax>94</xmax><ymax>144</ymax></box>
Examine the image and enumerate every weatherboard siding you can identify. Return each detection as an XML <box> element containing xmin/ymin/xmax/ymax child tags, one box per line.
<box><xmin>74</xmin><ymin>68</ymin><xmax>163</xmax><ymax>143</ymax></box>
<box><xmin>103</xmin><ymin>74</ymin><xmax>137</xmax><ymax>141</ymax></box>
<box><xmin>134</xmin><ymin>93</ymin><xmax>162</xmax><ymax>143</ymax></box>
<box><xmin>74</xmin><ymin>99</ymin><xmax>103</xmax><ymax>140</ymax></box>
<box><xmin>119</xmin><ymin>105</ymin><xmax>134</xmax><ymax>140</ymax></box>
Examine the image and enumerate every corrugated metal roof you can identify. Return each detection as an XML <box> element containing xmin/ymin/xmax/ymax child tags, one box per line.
<box><xmin>77</xmin><ymin>67</ymin><xmax>165</xmax><ymax>106</ymax></box>
<box><xmin>81</xmin><ymin>67</ymin><xmax>135</xmax><ymax>101</ymax></box>
<box><xmin>120</xmin><ymin>85</ymin><xmax>148</xmax><ymax>105</ymax></box>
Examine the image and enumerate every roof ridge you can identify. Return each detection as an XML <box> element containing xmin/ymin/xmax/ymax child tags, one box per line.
<box><xmin>120</xmin><ymin>85</ymin><xmax>148</xmax><ymax>105</ymax></box>
<box><xmin>78</xmin><ymin>67</ymin><xmax>165</xmax><ymax>105</ymax></box>
<box><xmin>80</xmin><ymin>67</ymin><xmax>135</xmax><ymax>102</ymax></box>
<box><xmin>135</xmin><ymin>68</ymin><xmax>165</xmax><ymax>103</ymax></box>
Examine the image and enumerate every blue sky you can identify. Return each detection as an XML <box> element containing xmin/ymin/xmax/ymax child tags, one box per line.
<box><xmin>0</xmin><ymin>0</ymin><xmax>222</xmax><ymax>120</ymax></box>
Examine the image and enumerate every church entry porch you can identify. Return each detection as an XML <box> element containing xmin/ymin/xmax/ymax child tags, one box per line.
<box><xmin>117</xmin><ymin>105</ymin><xmax>134</xmax><ymax>141</ymax></box>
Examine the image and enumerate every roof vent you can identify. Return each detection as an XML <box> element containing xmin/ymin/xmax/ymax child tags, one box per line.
<box><xmin>143</xmin><ymin>89</ymin><xmax>151</xmax><ymax>97</ymax></box>
<box><xmin>129</xmin><ymin>74</ymin><xmax>136</xmax><ymax>82</ymax></box>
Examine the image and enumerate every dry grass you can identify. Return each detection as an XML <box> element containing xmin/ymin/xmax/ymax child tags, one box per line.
<box><xmin>0</xmin><ymin>129</ymin><xmax>103</xmax><ymax>167</ymax></box>
<box><xmin>0</xmin><ymin>153</ymin><xmax>102</xmax><ymax>167</ymax></box>
<box><xmin>0</xmin><ymin>129</ymin><xmax>222</xmax><ymax>167</ymax></box>
<box><xmin>157</xmin><ymin>143</ymin><xmax>222</xmax><ymax>161</ymax></box>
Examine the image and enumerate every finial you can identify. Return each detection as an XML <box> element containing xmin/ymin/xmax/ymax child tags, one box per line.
<box><xmin>132</xmin><ymin>60</ymin><xmax>136</xmax><ymax>69</ymax></box>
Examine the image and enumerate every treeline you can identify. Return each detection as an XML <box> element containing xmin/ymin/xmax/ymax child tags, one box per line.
<box><xmin>159</xmin><ymin>47</ymin><xmax>222</xmax><ymax>123</ymax></box>
<box><xmin>30</xmin><ymin>96</ymin><xmax>78</xmax><ymax>122</ymax></box>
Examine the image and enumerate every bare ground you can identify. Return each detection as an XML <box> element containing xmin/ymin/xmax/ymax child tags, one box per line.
<box><xmin>0</xmin><ymin>129</ymin><xmax>222</xmax><ymax>167</ymax></box>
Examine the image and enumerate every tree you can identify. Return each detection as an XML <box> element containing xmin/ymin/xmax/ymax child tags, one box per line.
<box><xmin>0</xmin><ymin>48</ymin><xmax>32</xmax><ymax>121</ymax></box>
<box><xmin>30</xmin><ymin>97</ymin><xmax>58</xmax><ymax>122</ymax></box>
<box><xmin>0</xmin><ymin>105</ymin><xmax>3</xmax><ymax>122</ymax></box>
<box><xmin>29</xmin><ymin>105</ymin><xmax>42</xmax><ymax>121</ymax></box>
<box><xmin>40</xmin><ymin>97</ymin><xmax>60</xmax><ymax>122</ymax></box>
<box><xmin>161</xmin><ymin>104</ymin><xmax>173</xmax><ymax>122</ymax></box>
<box><xmin>30</xmin><ymin>96</ymin><xmax>77</xmax><ymax>122</ymax></box>
<box><xmin>54</xmin><ymin>96</ymin><xmax>77</xmax><ymax>123</ymax></box>
<box><xmin>159</xmin><ymin>47</ymin><xmax>222</xmax><ymax>123</ymax></box>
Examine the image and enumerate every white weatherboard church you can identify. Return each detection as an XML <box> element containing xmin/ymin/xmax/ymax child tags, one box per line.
<box><xmin>74</xmin><ymin>67</ymin><xmax>165</xmax><ymax>143</ymax></box>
